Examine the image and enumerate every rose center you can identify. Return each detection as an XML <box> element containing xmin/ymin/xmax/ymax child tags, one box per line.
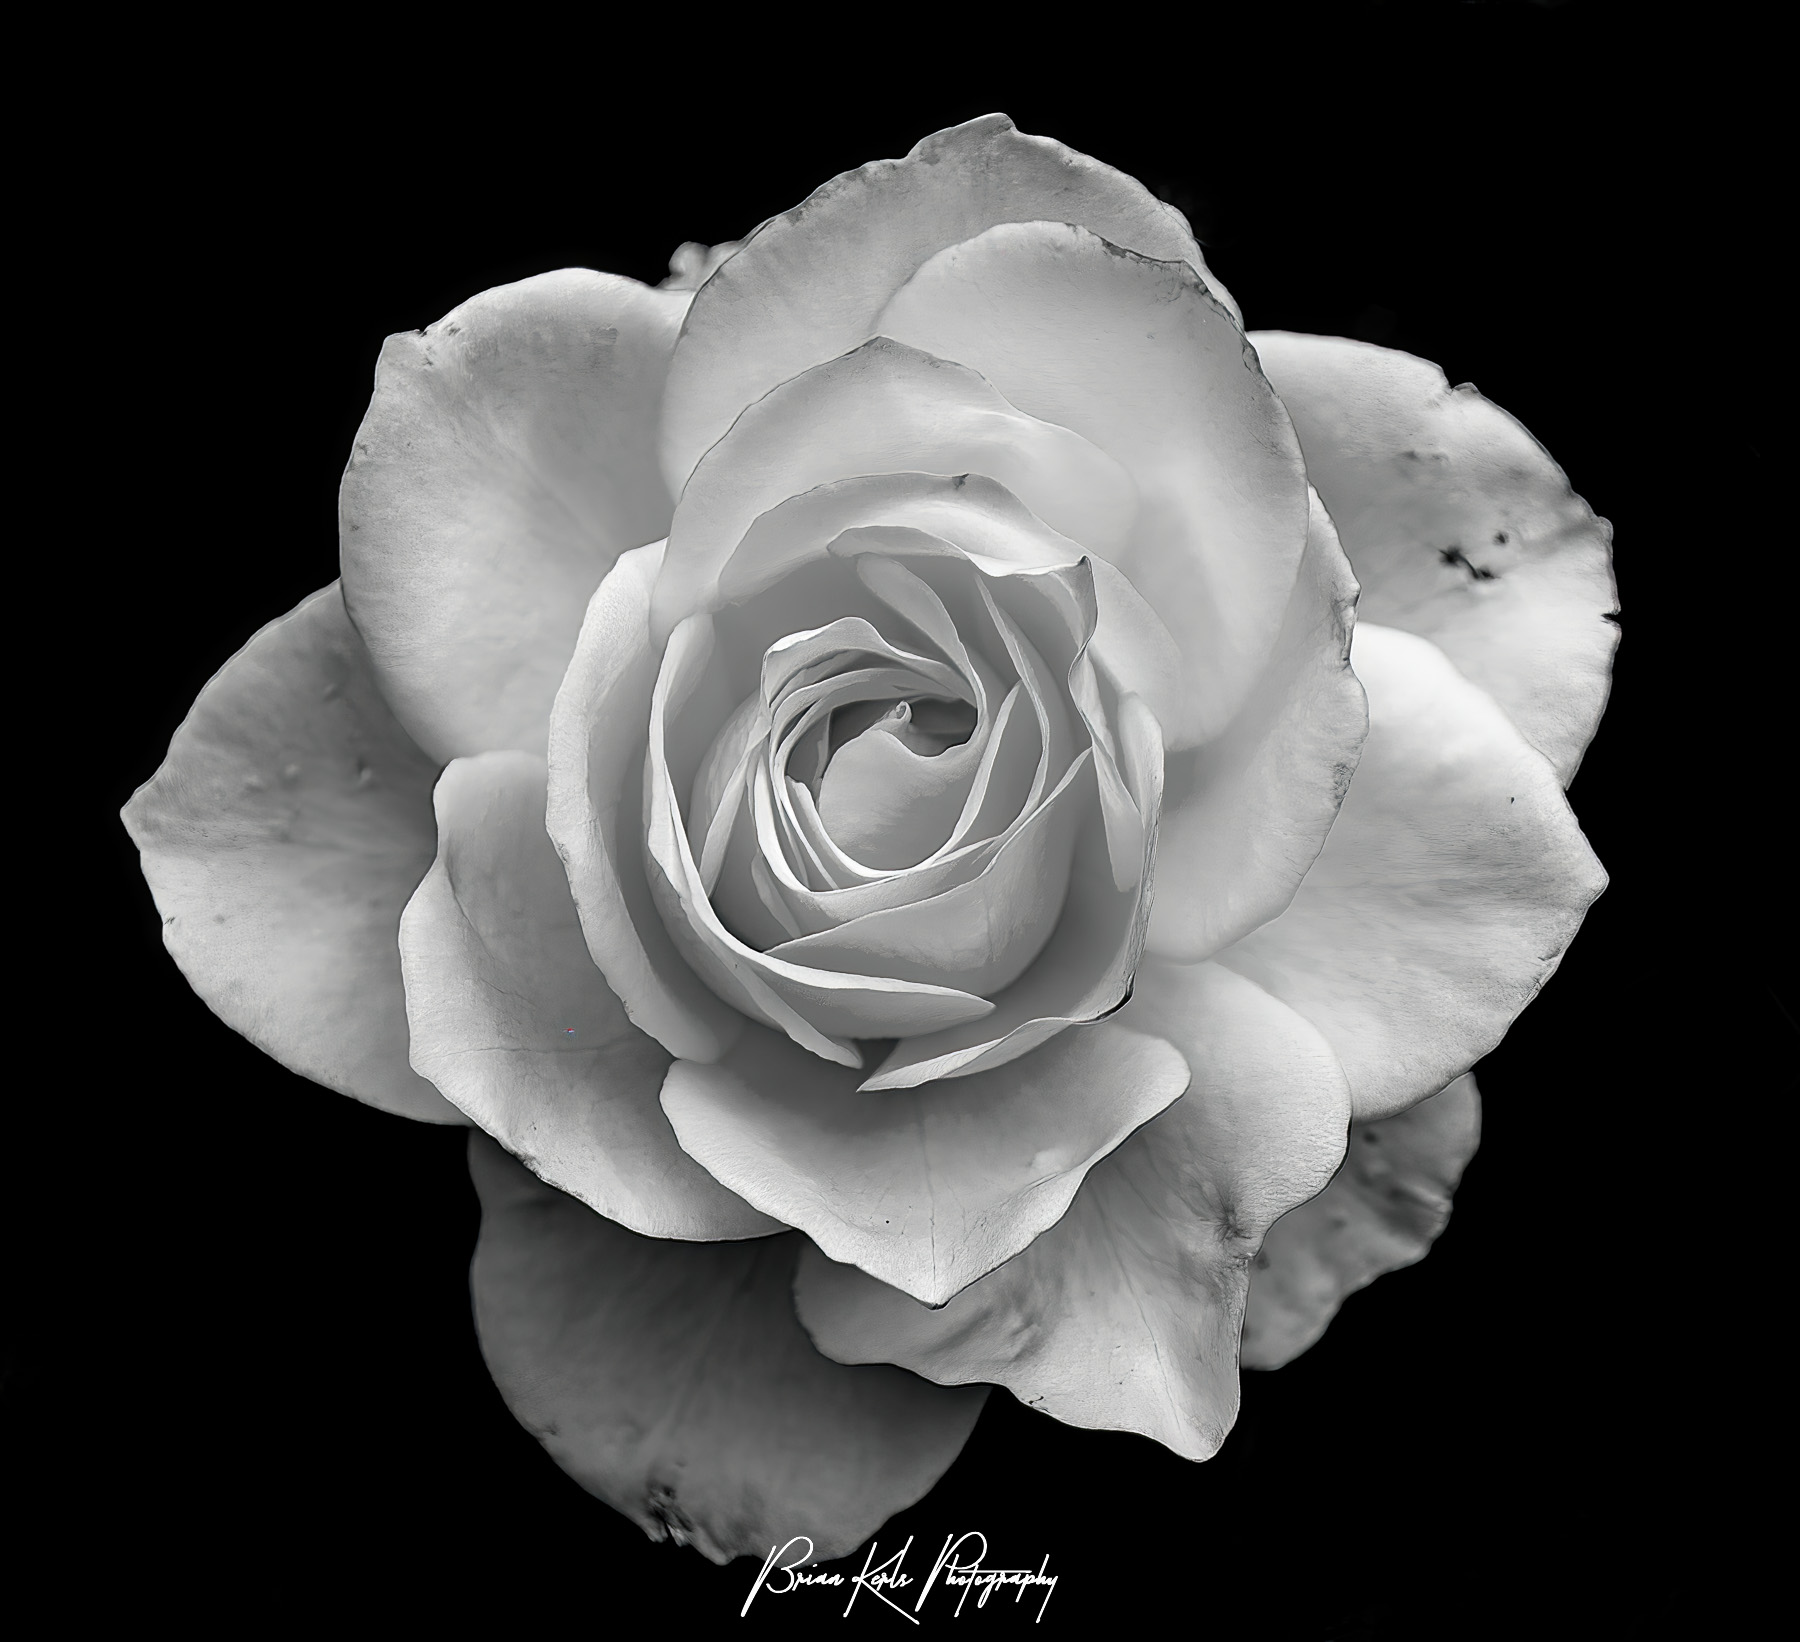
<box><xmin>805</xmin><ymin>691</ymin><xmax>984</xmax><ymax>870</ymax></box>
<box><xmin>823</xmin><ymin>695</ymin><xmax>978</xmax><ymax>765</ymax></box>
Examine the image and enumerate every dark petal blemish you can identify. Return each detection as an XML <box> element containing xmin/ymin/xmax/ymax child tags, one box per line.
<box><xmin>1440</xmin><ymin>546</ymin><xmax>1497</xmax><ymax>581</ymax></box>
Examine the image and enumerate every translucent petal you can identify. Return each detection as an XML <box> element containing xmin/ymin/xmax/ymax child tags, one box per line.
<box><xmin>1252</xmin><ymin>331</ymin><xmax>1616</xmax><ymax>783</ymax></box>
<box><xmin>470</xmin><ymin>1135</ymin><xmax>985</xmax><ymax>1565</ymax></box>
<box><xmin>123</xmin><ymin>584</ymin><xmax>457</xmax><ymax>1123</ymax></box>
<box><xmin>1243</xmin><ymin>1073</ymin><xmax>1481</xmax><ymax>1368</ymax></box>
<box><xmin>1218</xmin><ymin>625</ymin><xmax>1606</xmax><ymax>1120</ymax></box>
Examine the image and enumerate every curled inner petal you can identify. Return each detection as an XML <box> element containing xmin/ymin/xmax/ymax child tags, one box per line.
<box><xmin>628</xmin><ymin>520</ymin><xmax>1158</xmax><ymax>1073</ymax></box>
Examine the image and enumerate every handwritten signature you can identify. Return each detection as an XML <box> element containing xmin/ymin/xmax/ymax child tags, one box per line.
<box><xmin>742</xmin><ymin>1532</ymin><xmax>1058</xmax><ymax>1623</ymax></box>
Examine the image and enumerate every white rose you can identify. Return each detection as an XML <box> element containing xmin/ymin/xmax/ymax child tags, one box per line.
<box><xmin>124</xmin><ymin>115</ymin><xmax>1613</xmax><ymax>1566</ymax></box>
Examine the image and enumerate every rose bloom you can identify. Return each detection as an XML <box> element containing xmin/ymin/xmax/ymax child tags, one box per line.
<box><xmin>124</xmin><ymin>116</ymin><xmax>1613</xmax><ymax>1564</ymax></box>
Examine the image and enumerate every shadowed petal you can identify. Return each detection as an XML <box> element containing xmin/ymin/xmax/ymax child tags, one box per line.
<box><xmin>341</xmin><ymin>270</ymin><xmax>689</xmax><ymax>763</ymax></box>
<box><xmin>469</xmin><ymin>1134</ymin><xmax>987</xmax><ymax>1565</ymax></box>
<box><xmin>877</xmin><ymin>221</ymin><xmax>1309</xmax><ymax>745</ymax></box>
<box><xmin>547</xmin><ymin>542</ymin><xmax>746</xmax><ymax>1064</ymax></box>
<box><xmin>793</xmin><ymin>962</ymin><xmax>1349</xmax><ymax>1459</ymax></box>
<box><xmin>122</xmin><ymin>584</ymin><xmax>460</xmax><ymax>1123</ymax></box>
<box><xmin>1147</xmin><ymin>489</ymin><xmax>1367</xmax><ymax>962</ymax></box>
<box><xmin>642</xmin><ymin>614</ymin><xmax>995</xmax><ymax>1054</ymax></box>
<box><xmin>662</xmin><ymin>1019</ymin><xmax>1190</xmax><ymax>1306</ymax></box>
<box><xmin>864</xmin><ymin>693</ymin><xmax>1161</xmax><ymax>1089</ymax></box>
<box><xmin>1243</xmin><ymin>1074</ymin><xmax>1482</xmax><ymax>1369</ymax></box>
<box><xmin>1252</xmin><ymin>331</ymin><xmax>1616</xmax><ymax>783</ymax></box>
<box><xmin>399</xmin><ymin>751</ymin><xmax>779</xmax><ymax>1239</ymax></box>
<box><xmin>1218</xmin><ymin>624</ymin><xmax>1606</xmax><ymax>1121</ymax></box>
<box><xmin>766</xmin><ymin>752</ymin><xmax>1089</xmax><ymax>996</ymax></box>
<box><xmin>660</xmin><ymin>112</ymin><xmax>1233</xmax><ymax>493</ymax></box>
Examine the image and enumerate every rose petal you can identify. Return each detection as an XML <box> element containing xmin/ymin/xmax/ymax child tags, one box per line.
<box><xmin>652</xmin><ymin>337</ymin><xmax>1139</xmax><ymax>643</ymax></box>
<box><xmin>122</xmin><ymin>584</ymin><xmax>459</xmax><ymax>1123</ymax></box>
<box><xmin>1069</xmin><ymin>653</ymin><xmax>1144</xmax><ymax>893</ymax></box>
<box><xmin>835</xmin><ymin>529</ymin><xmax>1173</xmax><ymax>893</ymax></box>
<box><xmin>766</xmin><ymin>750</ymin><xmax>1091</xmax><ymax>995</ymax></box>
<box><xmin>399</xmin><ymin>750</ymin><xmax>779</xmax><ymax>1239</ymax></box>
<box><xmin>971</xmin><ymin>575</ymin><xmax>1082</xmax><ymax>825</ymax></box>
<box><xmin>793</xmin><ymin>961</ymin><xmax>1350</xmax><ymax>1459</ymax></box>
<box><xmin>1218</xmin><ymin>624</ymin><xmax>1606</xmax><ymax>1121</ymax></box>
<box><xmin>341</xmin><ymin>270</ymin><xmax>688</xmax><ymax>763</ymax></box>
<box><xmin>686</xmin><ymin>692</ymin><xmax>766</xmax><ymax>889</ymax></box>
<box><xmin>468</xmin><ymin>1134</ymin><xmax>986</xmax><ymax>1565</ymax></box>
<box><xmin>876</xmin><ymin>220</ymin><xmax>1311</xmax><ymax>746</ymax></box>
<box><xmin>850</xmin><ymin>550</ymin><xmax>991</xmax><ymax>689</ymax></box>
<box><xmin>643</xmin><ymin>616</ymin><xmax>996</xmax><ymax>1051</ymax></box>
<box><xmin>719</xmin><ymin>474</ymin><xmax>1185</xmax><ymax>738</ymax></box>
<box><xmin>547</xmin><ymin>542</ymin><xmax>746</xmax><ymax>1064</ymax></box>
<box><xmin>1147</xmin><ymin>488</ymin><xmax>1368</xmax><ymax>962</ymax></box>
<box><xmin>798</xmin><ymin>549</ymin><xmax>1084</xmax><ymax>873</ymax></box>
<box><xmin>720</xmin><ymin>472</ymin><xmax>1074</xmax><ymax>602</ymax></box>
<box><xmin>662</xmin><ymin>1019</ymin><xmax>1190</xmax><ymax>1306</ymax></box>
<box><xmin>863</xmin><ymin>693</ymin><xmax>1161</xmax><ymax>1089</ymax></box>
<box><xmin>813</xmin><ymin>715</ymin><xmax>986</xmax><ymax>869</ymax></box>
<box><xmin>1243</xmin><ymin>1073</ymin><xmax>1482</xmax><ymax>1369</ymax></box>
<box><xmin>760</xmin><ymin>615</ymin><xmax>964</xmax><ymax>710</ymax></box>
<box><xmin>1250</xmin><ymin>331</ymin><xmax>1617</xmax><ymax>783</ymax></box>
<box><xmin>740</xmin><ymin>693</ymin><xmax>1031</xmax><ymax>940</ymax></box>
<box><xmin>660</xmin><ymin>112</ymin><xmax>1235</xmax><ymax>494</ymax></box>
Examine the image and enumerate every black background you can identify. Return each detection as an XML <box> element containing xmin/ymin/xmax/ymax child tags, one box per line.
<box><xmin>21</xmin><ymin>3</ymin><xmax>1769</xmax><ymax>1636</ymax></box>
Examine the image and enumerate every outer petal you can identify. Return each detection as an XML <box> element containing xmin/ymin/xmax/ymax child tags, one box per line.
<box><xmin>122</xmin><ymin>585</ymin><xmax>460</xmax><ymax>1123</ymax></box>
<box><xmin>662</xmin><ymin>1019</ymin><xmax>1190</xmax><ymax>1306</ymax></box>
<box><xmin>876</xmin><ymin>221</ymin><xmax>1310</xmax><ymax>745</ymax></box>
<box><xmin>660</xmin><ymin>113</ymin><xmax>1234</xmax><ymax>493</ymax></box>
<box><xmin>340</xmin><ymin>270</ymin><xmax>688</xmax><ymax>764</ymax></box>
<box><xmin>399</xmin><ymin>750</ymin><xmax>779</xmax><ymax>1240</ymax></box>
<box><xmin>1251</xmin><ymin>331</ymin><xmax>1617</xmax><ymax>782</ymax></box>
<box><xmin>546</xmin><ymin>542</ymin><xmax>745</xmax><ymax>1063</ymax></box>
<box><xmin>793</xmin><ymin>963</ymin><xmax>1350</xmax><ymax>1459</ymax></box>
<box><xmin>1147</xmin><ymin>489</ymin><xmax>1367</xmax><ymax>962</ymax></box>
<box><xmin>1243</xmin><ymin>1073</ymin><xmax>1482</xmax><ymax>1370</ymax></box>
<box><xmin>469</xmin><ymin>1134</ymin><xmax>986</xmax><ymax>1566</ymax></box>
<box><xmin>1219</xmin><ymin>624</ymin><xmax>1607</xmax><ymax>1121</ymax></box>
